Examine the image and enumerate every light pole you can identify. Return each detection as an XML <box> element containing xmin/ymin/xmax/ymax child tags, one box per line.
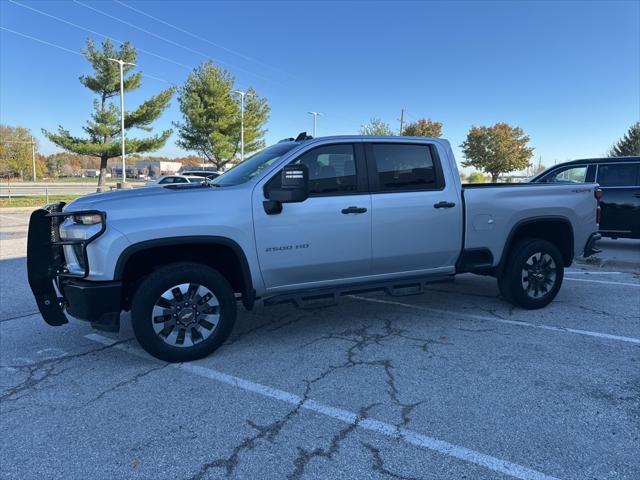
<box><xmin>307</xmin><ymin>111</ymin><xmax>323</xmax><ymax>137</ymax></box>
<box><xmin>0</xmin><ymin>138</ymin><xmax>37</xmax><ymax>181</ymax></box>
<box><xmin>233</xmin><ymin>90</ymin><xmax>253</xmax><ymax>162</ymax></box>
<box><xmin>108</xmin><ymin>57</ymin><xmax>136</xmax><ymax>183</ymax></box>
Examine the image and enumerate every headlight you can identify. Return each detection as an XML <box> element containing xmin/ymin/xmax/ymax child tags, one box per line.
<box><xmin>73</xmin><ymin>213</ymin><xmax>102</xmax><ymax>225</ymax></box>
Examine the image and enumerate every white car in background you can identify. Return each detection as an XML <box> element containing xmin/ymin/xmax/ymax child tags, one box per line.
<box><xmin>144</xmin><ymin>175</ymin><xmax>207</xmax><ymax>187</ymax></box>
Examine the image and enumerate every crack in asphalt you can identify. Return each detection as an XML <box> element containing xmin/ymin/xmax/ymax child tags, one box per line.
<box><xmin>223</xmin><ymin>312</ymin><xmax>302</xmax><ymax>346</ymax></box>
<box><xmin>362</xmin><ymin>442</ymin><xmax>421</xmax><ymax>480</ymax></box>
<box><xmin>183</xmin><ymin>316</ymin><xmax>448</xmax><ymax>479</ymax></box>
<box><xmin>287</xmin><ymin>403</ymin><xmax>379</xmax><ymax>480</ymax></box>
<box><xmin>0</xmin><ymin>338</ymin><xmax>133</xmax><ymax>403</ymax></box>
<box><xmin>184</xmin><ymin>381</ymin><xmax>314</xmax><ymax>480</ymax></box>
<box><xmin>81</xmin><ymin>363</ymin><xmax>171</xmax><ymax>407</ymax></box>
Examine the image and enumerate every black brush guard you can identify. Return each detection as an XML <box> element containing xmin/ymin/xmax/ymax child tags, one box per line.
<box><xmin>27</xmin><ymin>202</ymin><xmax>106</xmax><ymax>326</ymax></box>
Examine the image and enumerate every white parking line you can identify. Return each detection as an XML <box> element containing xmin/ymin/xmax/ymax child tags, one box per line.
<box><xmin>564</xmin><ymin>277</ymin><xmax>640</xmax><ymax>287</ymax></box>
<box><xmin>85</xmin><ymin>333</ymin><xmax>559</xmax><ymax>480</ymax></box>
<box><xmin>350</xmin><ymin>296</ymin><xmax>640</xmax><ymax>345</ymax></box>
<box><xmin>565</xmin><ymin>270</ymin><xmax>622</xmax><ymax>275</ymax></box>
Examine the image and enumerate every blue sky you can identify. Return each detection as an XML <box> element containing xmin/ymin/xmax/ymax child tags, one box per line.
<box><xmin>1</xmin><ymin>0</ymin><xmax>639</xmax><ymax>168</ymax></box>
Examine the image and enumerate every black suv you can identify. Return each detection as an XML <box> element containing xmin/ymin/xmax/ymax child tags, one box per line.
<box><xmin>530</xmin><ymin>157</ymin><xmax>640</xmax><ymax>239</ymax></box>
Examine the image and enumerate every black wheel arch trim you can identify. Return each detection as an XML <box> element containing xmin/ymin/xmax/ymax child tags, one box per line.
<box><xmin>113</xmin><ymin>236</ymin><xmax>256</xmax><ymax>310</ymax></box>
<box><xmin>499</xmin><ymin>215</ymin><xmax>575</xmax><ymax>271</ymax></box>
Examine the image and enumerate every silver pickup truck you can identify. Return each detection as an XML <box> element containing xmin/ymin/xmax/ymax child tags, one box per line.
<box><xmin>27</xmin><ymin>134</ymin><xmax>601</xmax><ymax>362</ymax></box>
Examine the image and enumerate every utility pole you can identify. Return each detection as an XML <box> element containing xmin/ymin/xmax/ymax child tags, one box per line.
<box><xmin>399</xmin><ymin>108</ymin><xmax>404</xmax><ymax>136</ymax></box>
<box><xmin>307</xmin><ymin>111</ymin><xmax>323</xmax><ymax>137</ymax></box>
<box><xmin>0</xmin><ymin>139</ymin><xmax>37</xmax><ymax>181</ymax></box>
<box><xmin>108</xmin><ymin>57</ymin><xmax>136</xmax><ymax>183</ymax></box>
<box><xmin>233</xmin><ymin>90</ymin><xmax>253</xmax><ymax>162</ymax></box>
<box><xmin>32</xmin><ymin>137</ymin><xmax>36</xmax><ymax>181</ymax></box>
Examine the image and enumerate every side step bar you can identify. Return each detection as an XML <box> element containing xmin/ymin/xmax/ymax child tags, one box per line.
<box><xmin>263</xmin><ymin>275</ymin><xmax>454</xmax><ymax>309</ymax></box>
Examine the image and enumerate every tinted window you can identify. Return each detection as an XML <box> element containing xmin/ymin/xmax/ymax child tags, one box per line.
<box><xmin>158</xmin><ymin>177</ymin><xmax>173</xmax><ymax>184</ymax></box>
<box><xmin>597</xmin><ymin>163</ymin><xmax>640</xmax><ymax>187</ymax></box>
<box><xmin>544</xmin><ymin>166</ymin><xmax>588</xmax><ymax>183</ymax></box>
<box><xmin>214</xmin><ymin>142</ymin><xmax>298</xmax><ymax>187</ymax></box>
<box><xmin>293</xmin><ymin>144</ymin><xmax>357</xmax><ymax>196</ymax></box>
<box><xmin>371</xmin><ymin>144</ymin><xmax>439</xmax><ymax>191</ymax></box>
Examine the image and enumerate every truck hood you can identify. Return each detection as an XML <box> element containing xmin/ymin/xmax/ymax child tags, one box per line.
<box><xmin>64</xmin><ymin>184</ymin><xmax>221</xmax><ymax>211</ymax></box>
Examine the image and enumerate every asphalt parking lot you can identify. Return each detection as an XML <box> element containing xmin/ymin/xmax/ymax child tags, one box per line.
<box><xmin>1</xmin><ymin>210</ymin><xmax>639</xmax><ymax>480</ymax></box>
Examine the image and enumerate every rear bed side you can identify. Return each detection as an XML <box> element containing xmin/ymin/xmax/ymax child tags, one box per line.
<box><xmin>462</xmin><ymin>183</ymin><xmax>598</xmax><ymax>268</ymax></box>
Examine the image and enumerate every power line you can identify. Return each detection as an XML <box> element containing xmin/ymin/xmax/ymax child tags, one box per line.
<box><xmin>113</xmin><ymin>0</ymin><xmax>291</xmax><ymax>77</ymax></box>
<box><xmin>0</xmin><ymin>26</ymin><xmax>82</xmax><ymax>57</ymax></box>
<box><xmin>8</xmin><ymin>0</ymin><xmax>190</xmax><ymax>71</ymax></box>
<box><xmin>0</xmin><ymin>26</ymin><xmax>171</xmax><ymax>84</ymax></box>
<box><xmin>73</xmin><ymin>0</ymin><xmax>274</xmax><ymax>83</ymax></box>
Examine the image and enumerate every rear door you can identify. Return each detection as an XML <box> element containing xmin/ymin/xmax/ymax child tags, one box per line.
<box><xmin>365</xmin><ymin>142</ymin><xmax>462</xmax><ymax>276</ymax></box>
<box><xmin>596</xmin><ymin>162</ymin><xmax>640</xmax><ymax>237</ymax></box>
<box><xmin>253</xmin><ymin>142</ymin><xmax>372</xmax><ymax>291</ymax></box>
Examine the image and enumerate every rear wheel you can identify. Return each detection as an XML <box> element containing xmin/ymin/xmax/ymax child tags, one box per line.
<box><xmin>131</xmin><ymin>262</ymin><xmax>236</xmax><ymax>362</ymax></box>
<box><xmin>497</xmin><ymin>238</ymin><xmax>564</xmax><ymax>309</ymax></box>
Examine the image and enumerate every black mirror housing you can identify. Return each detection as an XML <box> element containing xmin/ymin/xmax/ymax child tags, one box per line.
<box><xmin>268</xmin><ymin>164</ymin><xmax>309</xmax><ymax>204</ymax></box>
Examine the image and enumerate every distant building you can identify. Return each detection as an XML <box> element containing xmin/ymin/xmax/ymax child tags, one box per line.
<box><xmin>111</xmin><ymin>160</ymin><xmax>182</xmax><ymax>179</ymax></box>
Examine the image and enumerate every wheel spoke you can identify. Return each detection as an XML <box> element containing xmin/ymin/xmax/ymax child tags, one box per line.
<box><xmin>153</xmin><ymin>314</ymin><xmax>172</xmax><ymax>324</ymax></box>
<box><xmin>176</xmin><ymin>328</ymin><xmax>186</xmax><ymax>345</ymax></box>
<box><xmin>198</xmin><ymin>292</ymin><xmax>213</xmax><ymax>305</ymax></box>
<box><xmin>190</xmin><ymin>327</ymin><xmax>203</xmax><ymax>343</ymax></box>
<box><xmin>186</xmin><ymin>283</ymin><xmax>199</xmax><ymax>300</ymax></box>
<box><xmin>199</xmin><ymin>319</ymin><xmax>215</xmax><ymax>330</ymax></box>
<box><xmin>156</xmin><ymin>297</ymin><xmax>173</xmax><ymax>309</ymax></box>
<box><xmin>171</xmin><ymin>287</ymin><xmax>184</xmax><ymax>302</ymax></box>
<box><xmin>200</xmin><ymin>305</ymin><xmax>219</xmax><ymax>315</ymax></box>
<box><xmin>159</xmin><ymin>324</ymin><xmax>175</xmax><ymax>338</ymax></box>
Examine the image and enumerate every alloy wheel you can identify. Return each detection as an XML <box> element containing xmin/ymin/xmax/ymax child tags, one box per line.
<box><xmin>521</xmin><ymin>252</ymin><xmax>557</xmax><ymax>299</ymax></box>
<box><xmin>151</xmin><ymin>283</ymin><xmax>220</xmax><ymax>348</ymax></box>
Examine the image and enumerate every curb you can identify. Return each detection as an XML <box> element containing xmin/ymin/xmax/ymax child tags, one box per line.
<box><xmin>0</xmin><ymin>207</ymin><xmax>39</xmax><ymax>213</ymax></box>
<box><xmin>574</xmin><ymin>256</ymin><xmax>640</xmax><ymax>274</ymax></box>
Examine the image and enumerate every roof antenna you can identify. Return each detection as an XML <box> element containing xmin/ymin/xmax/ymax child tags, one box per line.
<box><xmin>295</xmin><ymin>132</ymin><xmax>312</xmax><ymax>142</ymax></box>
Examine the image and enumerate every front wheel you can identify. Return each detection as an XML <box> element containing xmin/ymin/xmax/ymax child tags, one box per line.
<box><xmin>498</xmin><ymin>238</ymin><xmax>564</xmax><ymax>309</ymax></box>
<box><xmin>131</xmin><ymin>262</ymin><xmax>237</xmax><ymax>362</ymax></box>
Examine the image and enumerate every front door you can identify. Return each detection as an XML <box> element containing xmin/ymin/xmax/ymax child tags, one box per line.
<box><xmin>253</xmin><ymin>143</ymin><xmax>372</xmax><ymax>292</ymax></box>
<box><xmin>596</xmin><ymin>162</ymin><xmax>640</xmax><ymax>237</ymax></box>
<box><xmin>365</xmin><ymin>142</ymin><xmax>463</xmax><ymax>276</ymax></box>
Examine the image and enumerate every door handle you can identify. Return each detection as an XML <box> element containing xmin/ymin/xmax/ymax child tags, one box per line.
<box><xmin>341</xmin><ymin>206</ymin><xmax>367</xmax><ymax>214</ymax></box>
<box><xmin>433</xmin><ymin>201</ymin><xmax>456</xmax><ymax>209</ymax></box>
<box><xmin>633</xmin><ymin>193</ymin><xmax>640</xmax><ymax>198</ymax></box>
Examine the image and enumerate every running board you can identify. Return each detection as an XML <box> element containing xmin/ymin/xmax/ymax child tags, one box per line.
<box><xmin>263</xmin><ymin>274</ymin><xmax>454</xmax><ymax>309</ymax></box>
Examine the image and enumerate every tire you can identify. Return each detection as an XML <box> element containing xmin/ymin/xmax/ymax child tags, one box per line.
<box><xmin>497</xmin><ymin>238</ymin><xmax>564</xmax><ymax>309</ymax></box>
<box><xmin>131</xmin><ymin>262</ymin><xmax>237</xmax><ymax>362</ymax></box>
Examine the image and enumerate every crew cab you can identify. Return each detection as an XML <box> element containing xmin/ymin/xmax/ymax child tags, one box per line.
<box><xmin>27</xmin><ymin>134</ymin><xmax>601</xmax><ymax>362</ymax></box>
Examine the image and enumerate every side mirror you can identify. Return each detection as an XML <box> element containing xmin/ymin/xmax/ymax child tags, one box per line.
<box><xmin>268</xmin><ymin>164</ymin><xmax>309</xmax><ymax>203</ymax></box>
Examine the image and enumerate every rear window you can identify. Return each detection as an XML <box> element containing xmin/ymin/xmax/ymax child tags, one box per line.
<box><xmin>370</xmin><ymin>144</ymin><xmax>441</xmax><ymax>192</ymax></box>
<box><xmin>596</xmin><ymin>163</ymin><xmax>640</xmax><ymax>187</ymax></box>
<box><xmin>543</xmin><ymin>166</ymin><xmax>588</xmax><ymax>183</ymax></box>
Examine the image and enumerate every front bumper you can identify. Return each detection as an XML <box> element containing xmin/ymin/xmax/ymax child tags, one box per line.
<box><xmin>583</xmin><ymin>232</ymin><xmax>602</xmax><ymax>258</ymax></box>
<box><xmin>26</xmin><ymin>203</ymin><xmax>122</xmax><ymax>331</ymax></box>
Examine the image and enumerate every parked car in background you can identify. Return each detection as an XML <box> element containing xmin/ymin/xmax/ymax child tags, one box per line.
<box><xmin>182</xmin><ymin>170</ymin><xmax>222</xmax><ymax>180</ymax></box>
<box><xmin>145</xmin><ymin>175</ymin><xmax>207</xmax><ymax>187</ymax></box>
<box><xmin>530</xmin><ymin>157</ymin><xmax>640</xmax><ymax>239</ymax></box>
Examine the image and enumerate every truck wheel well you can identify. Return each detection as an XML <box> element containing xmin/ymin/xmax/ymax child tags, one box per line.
<box><xmin>117</xmin><ymin>241</ymin><xmax>251</xmax><ymax>311</ymax></box>
<box><xmin>503</xmin><ymin>219</ymin><xmax>574</xmax><ymax>269</ymax></box>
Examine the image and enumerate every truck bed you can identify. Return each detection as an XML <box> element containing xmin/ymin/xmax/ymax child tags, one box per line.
<box><xmin>461</xmin><ymin>182</ymin><xmax>598</xmax><ymax>267</ymax></box>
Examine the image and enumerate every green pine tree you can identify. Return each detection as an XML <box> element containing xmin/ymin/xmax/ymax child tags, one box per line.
<box><xmin>609</xmin><ymin>122</ymin><xmax>640</xmax><ymax>156</ymax></box>
<box><xmin>175</xmin><ymin>61</ymin><xmax>270</xmax><ymax>170</ymax></box>
<box><xmin>43</xmin><ymin>39</ymin><xmax>175</xmax><ymax>191</ymax></box>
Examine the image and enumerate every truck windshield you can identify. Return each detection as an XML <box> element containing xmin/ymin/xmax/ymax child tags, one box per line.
<box><xmin>212</xmin><ymin>142</ymin><xmax>299</xmax><ymax>187</ymax></box>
